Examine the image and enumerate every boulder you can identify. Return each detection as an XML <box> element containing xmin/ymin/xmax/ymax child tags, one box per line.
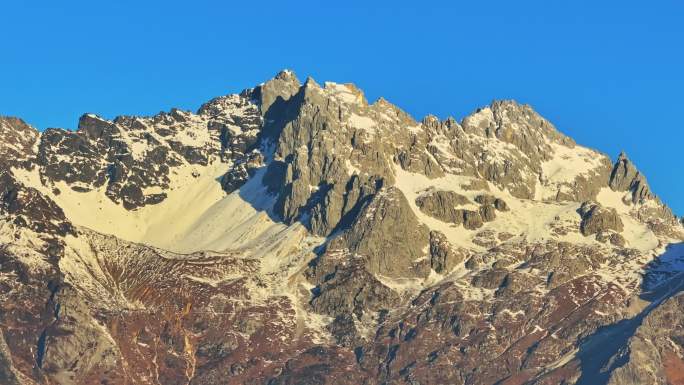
<box><xmin>479</xmin><ymin>204</ymin><xmax>497</xmax><ymax>222</ymax></box>
<box><xmin>415</xmin><ymin>190</ymin><xmax>471</xmax><ymax>224</ymax></box>
<box><xmin>461</xmin><ymin>210</ymin><xmax>484</xmax><ymax>230</ymax></box>
<box><xmin>578</xmin><ymin>202</ymin><xmax>624</xmax><ymax>236</ymax></box>
<box><xmin>475</xmin><ymin>194</ymin><xmax>509</xmax><ymax>211</ymax></box>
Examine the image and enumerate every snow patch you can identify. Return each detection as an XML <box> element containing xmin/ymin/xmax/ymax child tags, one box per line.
<box><xmin>348</xmin><ymin>114</ymin><xmax>377</xmax><ymax>132</ymax></box>
<box><xmin>539</xmin><ymin>143</ymin><xmax>606</xmax><ymax>199</ymax></box>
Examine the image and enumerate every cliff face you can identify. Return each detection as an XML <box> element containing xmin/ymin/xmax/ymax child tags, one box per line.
<box><xmin>0</xmin><ymin>70</ymin><xmax>682</xmax><ymax>384</ymax></box>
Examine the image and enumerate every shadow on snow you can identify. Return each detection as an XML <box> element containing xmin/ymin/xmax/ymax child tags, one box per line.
<box><xmin>576</xmin><ymin>242</ymin><xmax>684</xmax><ymax>385</ymax></box>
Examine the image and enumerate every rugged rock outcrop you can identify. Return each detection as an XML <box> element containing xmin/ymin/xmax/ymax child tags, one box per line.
<box><xmin>479</xmin><ymin>204</ymin><xmax>497</xmax><ymax>222</ymax></box>
<box><xmin>0</xmin><ymin>116</ymin><xmax>39</xmax><ymax>165</ymax></box>
<box><xmin>429</xmin><ymin>230</ymin><xmax>466</xmax><ymax>273</ymax></box>
<box><xmin>578</xmin><ymin>201</ymin><xmax>624</xmax><ymax>236</ymax></box>
<box><xmin>0</xmin><ymin>169</ymin><xmax>72</xmax><ymax>236</ymax></box>
<box><xmin>609</xmin><ymin>152</ymin><xmax>653</xmax><ymax>204</ymax></box>
<box><xmin>606</xmin><ymin>290</ymin><xmax>684</xmax><ymax>385</ymax></box>
<box><xmin>415</xmin><ymin>189</ymin><xmax>470</xmax><ymax>222</ymax></box>
<box><xmin>31</xmin><ymin>93</ymin><xmax>263</xmax><ymax>210</ymax></box>
<box><xmin>329</xmin><ymin>187</ymin><xmax>430</xmax><ymax>279</ymax></box>
<box><xmin>0</xmin><ymin>330</ymin><xmax>21</xmax><ymax>385</ymax></box>
<box><xmin>461</xmin><ymin>209</ymin><xmax>484</xmax><ymax>230</ymax></box>
<box><xmin>475</xmin><ymin>194</ymin><xmax>509</xmax><ymax>211</ymax></box>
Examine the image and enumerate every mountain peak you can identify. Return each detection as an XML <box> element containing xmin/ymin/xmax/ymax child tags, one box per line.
<box><xmin>1</xmin><ymin>72</ymin><xmax>683</xmax><ymax>385</ymax></box>
<box><xmin>274</xmin><ymin>68</ymin><xmax>297</xmax><ymax>81</ymax></box>
<box><xmin>255</xmin><ymin>69</ymin><xmax>302</xmax><ymax>116</ymax></box>
<box><xmin>0</xmin><ymin>115</ymin><xmax>39</xmax><ymax>163</ymax></box>
<box><xmin>609</xmin><ymin>150</ymin><xmax>653</xmax><ymax>203</ymax></box>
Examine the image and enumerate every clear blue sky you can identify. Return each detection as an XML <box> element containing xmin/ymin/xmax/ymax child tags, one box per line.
<box><xmin>2</xmin><ymin>1</ymin><xmax>682</xmax><ymax>215</ymax></box>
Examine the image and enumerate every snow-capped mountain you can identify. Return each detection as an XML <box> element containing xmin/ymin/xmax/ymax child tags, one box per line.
<box><xmin>1</xmin><ymin>70</ymin><xmax>683</xmax><ymax>385</ymax></box>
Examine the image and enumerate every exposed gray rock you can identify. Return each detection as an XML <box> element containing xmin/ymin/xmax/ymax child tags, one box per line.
<box><xmin>413</xmin><ymin>190</ymin><xmax>484</xmax><ymax>230</ymax></box>
<box><xmin>0</xmin><ymin>330</ymin><xmax>20</xmax><ymax>385</ymax></box>
<box><xmin>609</xmin><ymin>152</ymin><xmax>653</xmax><ymax>204</ymax></box>
<box><xmin>470</xmin><ymin>268</ymin><xmax>509</xmax><ymax>290</ymax></box>
<box><xmin>331</xmin><ymin>187</ymin><xmax>430</xmax><ymax>279</ymax></box>
<box><xmin>607</xmin><ymin>292</ymin><xmax>684</xmax><ymax>385</ymax></box>
<box><xmin>610</xmin><ymin>232</ymin><xmax>626</xmax><ymax>247</ymax></box>
<box><xmin>555</xmin><ymin>156</ymin><xmax>613</xmax><ymax>203</ymax></box>
<box><xmin>461</xmin><ymin>209</ymin><xmax>484</xmax><ymax>230</ymax></box>
<box><xmin>457</xmin><ymin>101</ymin><xmax>571</xmax><ymax>199</ymax></box>
<box><xmin>579</xmin><ymin>201</ymin><xmax>624</xmax><ymax>236</ymax></box>
<box><xmin>397</xmin><ymin>133</ymin><xmax>445</xmax><ymax>178</ymax></box>
<box><xmin>0</xmin><ymin>116</ymin><xmax>39</xmax><ymax>165</ymax></box>
<box><xmin>475</xmin><ymin>194</ymin><xmax>509</xmax><ymax>212</ymax></box>
<box><xmin>474</xmin><ymin>194</ymin><xmax>494</xmax><ymax>205</ymax></box>
<box><xmin>30</xmin><ymin>91</ymin><xmax>263</xmax><ymax>211</ymax></box>
<box><xmin>524</xmin><ymin>241</ymin><xmax>609</xmax><ymax>287</ymax></box>
<box><xmin>220</xmin><ymin>150</ymin><xmax>264</xmax><ymax>193</ymax></box>
<box><xmin>429</xmin><ymin>231</ymin><xmax>466</xmax><ymax>273</ymax></box>
<box><xmin>199</xmin><ymin>94</ymin><xmax>262</xmax><ymax>160</ymax></box>
<box><xmin>308</xmin><ymin>174</ymin><xmax>383</xmax><ymax>236</ymax></box>
<box><xmin>256</xmin><ymin>69</ymin><xmax>301</xmax><ymax>117</ymax></box>
<box><xmin>472</xmin><ymin>229</ymin><xmax>500</xmax><ymax>248</ymax></box>
<box><xmin>0</xmin><ymin>169</ymin><xmax>73</xmax><ymax>236</ymax></box>
<box><xmin>39</xmin><ymin>286</ymin><xmax>121</xmax><ymax>381</ymax></box>
<box><xmin>596</xmin><ymin>231</ymin><xmax>626</xmax><ymax>247</ymax></box>
<box><xmin>262</xmin><ymin>76</ymin><xmax>399</xmax><ymax>236</ymax></box>
<box><xmin>422</xmin><ymin>101</ymin><xmax>619</xmax><ymax>204</ymax></box>
<box><xmin>310</xmin><ymin>260</ymin><xmax>399</xmax><ymax>322</ymax></box>
<box><xmin>415</xmin><ymin>190</ymin><xmax>470</xmax><ymax>224</ymax></box>
<box><xmin>479</xmin><ymin>204</ymin><xmax>496</xmax><ymax>222</ymax></box>
<box><xmin>494</xmin><ymin>199</ymin><xmax>509</xmax><ymax>212</ymax></box>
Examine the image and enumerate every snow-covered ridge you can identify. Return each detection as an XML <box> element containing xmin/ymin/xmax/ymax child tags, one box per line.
<box><xmin>393</xmin><ymin>165</ymin><xmax>660</xmax><ymax>252</ymax></box>
<box><xmin>7</xmin><ymin>70</ymin><xmax>680</xmax><ymax>257</ymax></box>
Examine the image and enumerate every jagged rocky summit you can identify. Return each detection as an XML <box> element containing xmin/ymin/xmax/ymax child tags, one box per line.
<box><xmin>1</xmin><ymin>69</ymin><xmax>683</xmax><ymax>385</ymax></box>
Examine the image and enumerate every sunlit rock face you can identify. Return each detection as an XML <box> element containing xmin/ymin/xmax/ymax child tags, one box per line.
<box><xmin>1</xmin><ymin>71</ymin><xmax>683</xmax><ymax>384</ymax></box>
